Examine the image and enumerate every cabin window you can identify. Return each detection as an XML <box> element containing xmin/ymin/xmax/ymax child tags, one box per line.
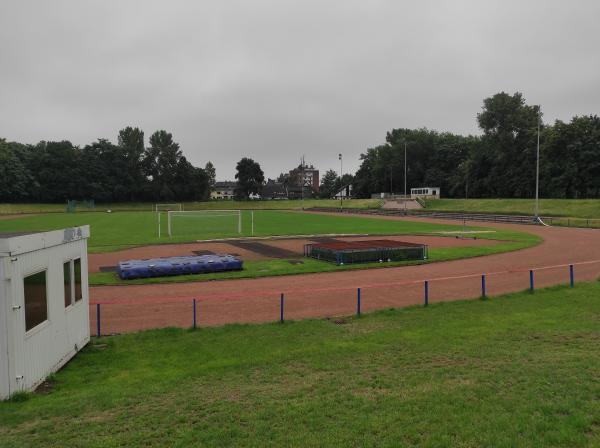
<box><xmin>74</xmin><ymin>258</ymin><xmax>83</xmax><ymax>302</ymax></box>
<box><xmin>64</xmin><ymin>261</ymin><xmax>72</xmax><ymax>307</ymax></box>
<box><xmin>24</xmin><ymin>270</ymin><xmax>48</xmax><ymax>331</ymax></box>
<box><xmin>63</xmin><ymin>258</ymin><xmax>83</xmax><ymax>306</ymax></box>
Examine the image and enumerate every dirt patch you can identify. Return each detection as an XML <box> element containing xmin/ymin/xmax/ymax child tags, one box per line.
<box><xmin>227</xmin><ymin>241</ymin><xmax>300</xmax><ymax>259</ymax></box>
<box><xmin>332</xmin><ymin>318</ymin><xmax>349</xmax><ymax>325</ymax></box>
<box><xmin>192</xmin><ymin>250</ymin><xmax>216</xmax><ymax>256</ymax></box>
<box><xmin>35</xmin><ymin>379</ymin><xmax>55</xmax><ymax>395</ymax></box>
<box><xmin>311</xmin><ymin>237</ymin><xmax>343</xmax><ymax>243</ymax></box>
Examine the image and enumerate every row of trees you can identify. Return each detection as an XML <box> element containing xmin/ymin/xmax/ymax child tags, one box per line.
<box><xmin>353</xmin><ymin>92</ymin><xmax>600</xmax><ymax>199</ymax></box>
<box><xmin>2</xmin><ymin>92</ymin><xmax>598</xmax><ymax>203</ymax></box>
<box><xmin>0</xmin><ymin>128</ymin><xmax>216</xmax><ymax>202</ymax></box>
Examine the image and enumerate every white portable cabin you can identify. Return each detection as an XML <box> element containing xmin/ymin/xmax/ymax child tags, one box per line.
<box><xmin>410</xmin><ymin>187</ymin><xmax>440</xmax><ymax>199</ymax></box>
<box><xmin>0</xmin><ymin>226</ymin><xmax>90</xmax><ymax>400</ymax></box>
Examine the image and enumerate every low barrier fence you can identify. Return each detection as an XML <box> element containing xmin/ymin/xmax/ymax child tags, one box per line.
<box><xmin>89</xmin><ymin>259</ymin><xmax>600</xmax><ymax>336</ymax></box>
<box><xmin>308</xmin><ymin>207</ymin><xmax>600</xmax><ymax>228</ymax></box>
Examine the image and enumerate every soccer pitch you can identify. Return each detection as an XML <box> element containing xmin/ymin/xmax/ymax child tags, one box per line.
<box><xmin>0</xmin><ymin>210</ymin><xmax>472</xmax><ymax>252</ymax></box>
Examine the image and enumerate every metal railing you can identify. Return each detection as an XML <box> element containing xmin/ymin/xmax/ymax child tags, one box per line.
<box><xmin>307</xmin><ymin>207</ymin><xmax>600</xmax><ymax>228</ymax></box>
<box><xmin>89</xmin><ymin>259</ymin><xmax>600</xmax><ymax>336</ymax></box>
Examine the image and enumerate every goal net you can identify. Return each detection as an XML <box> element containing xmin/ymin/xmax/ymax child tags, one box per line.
<box><xmin>165</xmin><ymin>210</ymin><xmax>242</xmax><ymax>238</ymax></box>
<box><xmin>155</xmin><ymin>203</ymin><xmax>183</xmax><ymax>212</ymax></box>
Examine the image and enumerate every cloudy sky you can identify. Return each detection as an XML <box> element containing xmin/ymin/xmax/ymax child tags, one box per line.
<box><xmin>1</xmin><ymin>1</ymin><xmax>599</xmax><ymax>180</ymax></box>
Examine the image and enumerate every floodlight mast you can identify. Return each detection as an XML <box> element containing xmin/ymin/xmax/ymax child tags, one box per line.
<box><xmin>339</xmin><ymin>153</ymin><xmax>343</xmax><ymax>210</ymax></box>
<box><xmin>404</xmin><ymin>141</ymin><xmax>407</xmax><ymax>198</ymax></box>
<box><xmin>534</xmin><ymin>108</ymin><xmax>541</xmax><ymax>220</ymax></box>
<box><xmin>301</xmin><ymin>155</ymin><xmax>305</xmax><ymax>210</ymax></box>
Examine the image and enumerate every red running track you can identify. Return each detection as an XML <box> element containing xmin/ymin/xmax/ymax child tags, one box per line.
<box><xmin>89</xmin><ymin>216</ymin><xmax>600</xmax><ymax>334</ymax></box>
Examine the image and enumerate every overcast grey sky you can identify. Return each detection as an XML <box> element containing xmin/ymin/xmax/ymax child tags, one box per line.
<box><xmin>1</xmin><ymin>1</ymin><xmax>599</xmax><ymax>180</ymax></box>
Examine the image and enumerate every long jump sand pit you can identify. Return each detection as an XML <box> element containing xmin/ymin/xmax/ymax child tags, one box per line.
<box><xmin>88</xmin><ymin>234</ymin><xmax>499</xmax><ymax>273</ymax></box>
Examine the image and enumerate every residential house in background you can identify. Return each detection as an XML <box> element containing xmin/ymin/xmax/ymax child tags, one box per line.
<box><xmin>211</xmin><ymin>181</ymin><xmax>236</xmax><ymax>200</ymax></box>
<box><xmin>300</xmin><ymin>164</ymin><xmax>320</xmax><ymax>192</ymax></box>
<box><xmin>262</xmin><ymin>179</ymin><xmax>288</xmax><ymax>199</ymax></box>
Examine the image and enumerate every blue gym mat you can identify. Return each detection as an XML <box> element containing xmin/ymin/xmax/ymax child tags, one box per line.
<box><xmin>117</xmin><ymin>254</ymin><xmax>243</xmax><ymax>280</ymax></box>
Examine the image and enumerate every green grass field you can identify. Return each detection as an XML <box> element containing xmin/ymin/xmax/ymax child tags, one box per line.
<box><xmin>89</xmin><ymin>228</ymin><xmax>539</xmax><ymax>286</ymax></box>
<box><xmin>2</xmin><ymin>281</ymin><xmax>600</xmax><ymax>447</ymax></box>
<box><xmin>0</xmin><ymin>210</ymin><xmax>480</xmax><ymax>252</ymax></box>
<box><xmin>425</xmin><ymin>198</ymin><xmax>600</xmax><ymax>220</ymax></box>
<box><xmin>0</xmin><ymin>199</ymin><xmax>382</xmax><ymax>215</ymax></box>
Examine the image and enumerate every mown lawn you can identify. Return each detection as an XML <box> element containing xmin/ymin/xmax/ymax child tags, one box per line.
<box><xmin>0</xmin><ymin>210</ymin><xmax>476</xmax><ymax>252</ymax></box>
<box><xmin>425</xmin><ymin>198</ymin><xmax>600</xmax><ymax>219</ymax></box>
<box><xmin>89</xmin><ymin>228</ymin><xmax>540</xmax><ymax>286</ymax></box>
<box><xmin>1</xmin><ymin>282</ymin><xmax>600</xmax><ymax>447</ymax></box>
<box><xmin>0</xmin><ymin>199</ymin><xmax>381</xmax><ymax>215</ymax></box>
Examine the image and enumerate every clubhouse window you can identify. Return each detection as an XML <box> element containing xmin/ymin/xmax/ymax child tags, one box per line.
<box><xmin>64</xmin><ymin>258</ymin><xmax>83</xmax><ymax>307</ymax></box>
<box><xmin>64</xmin><ymin>261</ymin><xmax>72</xmax><ymax>307</ymax></box>
<box><xmin>24</xmin><ymin>270</ymin><xmax>48</xmax><ymax>331</ymax></box>
<box><xmin>74</xmin><ymin>258</ymin><xmax>82</xmax><ymax>302</ymax></box>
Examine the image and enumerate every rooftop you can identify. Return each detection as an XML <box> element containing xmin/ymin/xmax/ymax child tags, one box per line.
<box><xmin>0</xmin><ymin>226</ymin><xmax>90</xmax><ymax>256</ymax></box>
<box><xmin>0</xmin><ymin>231</ymin><xmax>40</xmax><ymax>239</ymax></box>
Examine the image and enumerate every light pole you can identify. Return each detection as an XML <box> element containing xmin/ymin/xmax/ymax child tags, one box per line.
<box><xmin>339</xmin><ymin>153</ymin><xmax>343</xmax><ymax>210</ymax></box>
<box><xmin>534</xmin><ymin>108</ymin><xmax>541</xmax><ymax>220</ymax></box>
<box><xmin>404</xmin><ymin>141</ymin><xmax>407</xmax><ymax>198</ymax></box>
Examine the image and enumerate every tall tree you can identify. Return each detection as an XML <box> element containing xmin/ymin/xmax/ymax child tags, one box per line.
<box><xmin>542</xmin><ymin>115</ymin><xmax>600</xmax><ymax>198</ymax></box>
<box><xmin>143</xmin><ymin>130</ymin><xmax>182</xmax><ymax>200</ymax></box>
<box><xmin>477</xmin><ymin>92</ymin><xmax>541</xmax><ymax>197</ymax></box>
<box><xmin>81</xmin><ymin>139</ymin><xmax>126</xmax><ymax>202</ymax></box>
<box><xmin>29</xmin><ymin>141</ymin><xmax>82</xmax><ymax>202</ymax></box>
<box><xmin>204</xmin><ymin>161</ymin><xmax>216</xmax><ymax>192</ymax></box>
<box><xmin>118</xmin><ymin>127</ymin><xmax>146</xmax><ymax>200</ymax></box>
<box><xmin>319</xmin><ymin>169</ymin><xmax>338</xmax><ymax>198</ymax></box>
<box><xmin>234</xmin><ymin>158</ymin><xmax>264</xmax><ymax>200</ymax></box>
<box><xmin>0</xmin><ymin>139</ymin><xmax>34</xmax><ymax>201</ymax></box>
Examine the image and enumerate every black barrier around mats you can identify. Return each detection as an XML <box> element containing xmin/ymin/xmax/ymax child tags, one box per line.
<box><xmin>304</xmin><ymin>240</ymin><xmax>427</xmax><ymax>265</ymax></box>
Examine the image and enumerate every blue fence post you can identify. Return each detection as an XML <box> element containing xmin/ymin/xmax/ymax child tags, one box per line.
<box><xmin>569</xmin><ymin>264</ymin><xmax>574</xmax><ymax>288</ymax></box>
<box><xmin>529</xmin><ymin>270</ymin><xmax>534</xmax><ymax>292</ymax></box>
<box><xmin>481</xmin><ymin>274</ymin><xmax>486</xmax><ymax>298</ymax></box>
<box><xmin>424</xmin><ymin>281</ymin><xmax>429</xmax><ymax>307</ymax></box>
<box><xmin>96</xmin><ymin>303</ymin><xmax>101</xmax><ymax>337</ymax></box>
<box><xmin>193</xmin><ymin>298</ymin><xmax>197</xmax><ymax>329</ymax></box>
<box><xmin>357</xmin><ymin>288</ymin><xmax>361</xmax><ymax>317</ymax></box>
<box><xmin>280</xmin><ymin>293</ymin><xmax>284</xmax><ymax>323</ymax></box>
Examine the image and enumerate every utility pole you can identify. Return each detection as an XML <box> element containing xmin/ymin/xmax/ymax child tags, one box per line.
<box><xmin>339</xmin><ymin>153</ymin><xmax>343</xmax><ymax>210</ymax></box>
<box><xmin>534</xmin><ymin>109</ymin><xmax>540</xmax><ymax>219</ymax></box>
<box><xmin>404</xmin><ymin>141</ymin><xmax>407</xmax><ymax>198</ymax></box>
<box><xmin>301</xmin><ymin>156</ymin><xmax>305</xmax><ymax>210</ymax></box>
<box><xmin>390</xmin><ymin>167</ymin><xmax>393</xmax><ymax>194</ymax></box>
<box><xmin>465</xmin><ymin>163</ymin><xmax>469</xmax><ymax>199</ymax></box>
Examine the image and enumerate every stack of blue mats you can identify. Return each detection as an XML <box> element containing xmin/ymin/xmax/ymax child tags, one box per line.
<box><xmin>117</xmin><ymin>254</ymin><xmax>243</xmax><ymax>280</ymax></box>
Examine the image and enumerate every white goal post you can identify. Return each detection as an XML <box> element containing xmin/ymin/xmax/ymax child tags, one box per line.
<box><xmin>166</xmin><ymin>210</ymin><xmax>242</xmax><ymax>237</ymax></box>
<box><xmin>155</xmin><ymin>203</ymin><xmax>183</xmax><ymax>212</ymax></box>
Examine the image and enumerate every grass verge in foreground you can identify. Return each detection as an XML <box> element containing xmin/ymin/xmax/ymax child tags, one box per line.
<box><xmin>2</xmin><ymin>281</ymin><xmax>600</xmax><ymax>447</ymax></box>
<box><xmin>88</xmin><ymin>229</ymin><xmax>540</xmax><ymax>286</ymax></box>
